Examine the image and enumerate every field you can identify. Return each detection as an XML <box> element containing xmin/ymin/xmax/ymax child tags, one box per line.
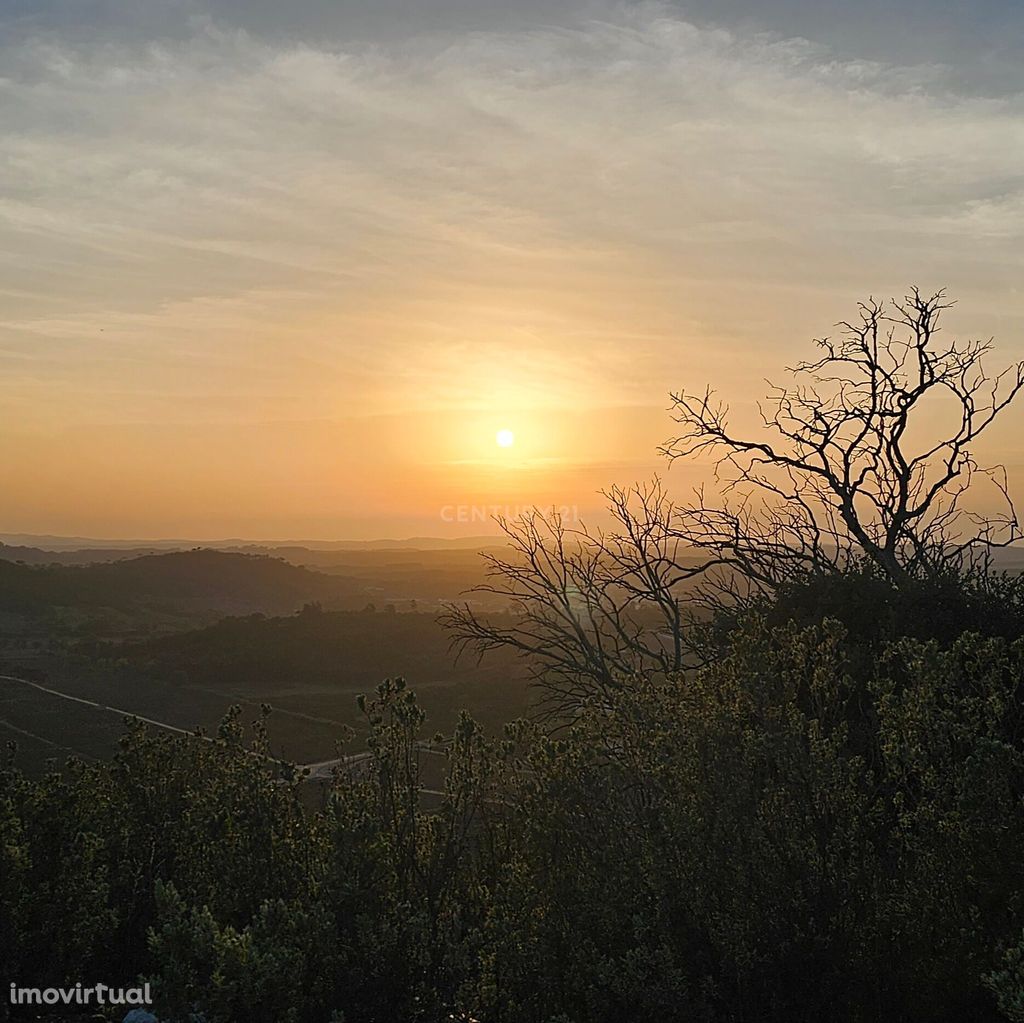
<box><xmin>0</xmin><ymin>549</ymin><xmax>533</xmax><ymax>776</ymax></box>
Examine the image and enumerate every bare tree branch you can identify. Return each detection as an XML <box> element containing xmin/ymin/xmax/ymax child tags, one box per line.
<box><xmin>443</xmin><ymin>290</ymin><xmax>1023</xmax><ymax>715</ymax></box>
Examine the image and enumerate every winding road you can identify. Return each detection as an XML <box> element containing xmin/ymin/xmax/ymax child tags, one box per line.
<box><xmin>0</xmin><ymin>672</ymin><xmax>378</xmax><ymax>779</ymax></box>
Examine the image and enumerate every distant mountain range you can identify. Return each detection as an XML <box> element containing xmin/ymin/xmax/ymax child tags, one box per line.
<box><xmin>0</xmin><ymin>533</ymin><xmax>502</xmax><ymax>555</ymax></box>
<box><xmin>0</xmin><ymin>545</ymin><xmax>511</xmax><ymax>641</ymax></box>
<box><xmin>3</xmin><ymin>538</ymin><xmax>1022</xmax><ymax>639</ymax></box>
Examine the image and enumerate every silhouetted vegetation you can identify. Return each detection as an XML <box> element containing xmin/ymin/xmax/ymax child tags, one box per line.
<box><xmin>4</xmin><ymin>291</ymin><xmax>1024</xmax><ymax>1021</ymax></box>
<box><xmin>445</xmin><ymin>291</ymin><xmax>1024</xmax><ymax>714</ymax></box>
<box><xmin>4</xmin><ymin>586</ymin><xmax>1024</xmax><ymax>1021</ymax></box>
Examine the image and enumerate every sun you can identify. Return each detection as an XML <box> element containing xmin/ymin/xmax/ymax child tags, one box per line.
<box><xmin>495</xmin><ymin>428</ymin><xmax>515</xmax><ymax>449</ymax></box>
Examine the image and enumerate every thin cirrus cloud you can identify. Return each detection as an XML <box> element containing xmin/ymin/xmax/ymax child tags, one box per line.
<box><xmin>1</xmin><ymin>0</ymin><xmax>1023</xmax><ymax>536</ymax></box>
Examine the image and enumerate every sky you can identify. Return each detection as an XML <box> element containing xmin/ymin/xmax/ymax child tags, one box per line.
<box><xmin>2</xmin><ymin>0</ymin><xmax>1024</xmax><ymax>540</ymax></box>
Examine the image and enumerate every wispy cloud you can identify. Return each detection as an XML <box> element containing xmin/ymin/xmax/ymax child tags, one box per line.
<box><xmin>2</xmin><ymin>4</ymin><xmax>1023</xmax><ymax>434</ymax></box>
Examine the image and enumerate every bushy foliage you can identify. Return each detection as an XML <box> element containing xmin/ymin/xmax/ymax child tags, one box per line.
<box><xmin>758</xmin><ymin>561</ymin><xmax>1024</xmax><ymax>647</ymax></box>
<box><xmin>148</xmin><ymin>882</ymin><xmax>339</xmax><ymax>1023</ymax></box>
<box><xmin>0</xmin><ymin>705</ymin><xmax>324</xmax><ymax>1016</ymax></box>
<box><xmin>3</xmin><ymin>613</ymin><xmax>1024</xmax><ymax>1022</ymax></box>
<box><xmin>0</xmin><ymin>754</ymin><xmax>116</xmax><ymax>992</ymax></box>
<box><xmin>988</xmin><ymin>933</ymin><xmax>1024</xmax><ymax>1023</ymax></box>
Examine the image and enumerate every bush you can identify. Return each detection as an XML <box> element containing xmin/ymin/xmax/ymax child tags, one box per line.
<box><xmin>518</xmin><ymin>620</ymin><xmax>1024</xmax><ymax>1021</ymax></box>
<box><xmin>147</xmin><ymin>882</ymin><xmax>340</xmax><ymax>1023</ymax></box>
<box><xmin>2</xmin><ymin>619</ymin><xmax>1023</xmax><ymax>1022</ymax></box>
<box><xmin>987</xmin><ymin>933</ymin><xmax>1024</xmax><ymax>1023</ymax></box>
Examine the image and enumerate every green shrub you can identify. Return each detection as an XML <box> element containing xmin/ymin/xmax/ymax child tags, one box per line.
<box><xmin>987</xmin><ymin>932</ymin><xmax>1024</xmax><ymax>1023</ymax></box>
<box><xmin>147</xmin><ymin>881</ymin><xmax>340</xmax><ymax>1023</ymax></box>
<box><xmin>3</xmin><ymin>617</ymin><xmax>1023</xmax><ymax>1022</ymax></box>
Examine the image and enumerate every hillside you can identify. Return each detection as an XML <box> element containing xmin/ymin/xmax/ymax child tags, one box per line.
<box><xmin>0</xmin><ymin>606</ymin><xmax>530</xmax><ymax>772</ymax></box>
<box><xmin>0</xmin><ymin>542</ymin><xmax>175</xmax><ymax>565</ymax></box>
<box><xmin>0</xmin><ymin>549</ymin><xmax>367</xmax><ymax>621</ymax></box>
<box><xmin>113</xmin><ymin>604</ymin><xmax>516</xmax><ymax>693</ymax></box>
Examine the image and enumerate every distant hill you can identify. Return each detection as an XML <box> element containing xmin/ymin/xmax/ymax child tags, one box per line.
<box><xmin>0</xmin><ymin>534</ymin><xmax>194</xmax><ymax>552</ymax></box>
<box><xmin>0</xmin><ymin>549</ymin><xmax>367</xmax><ymax>619</ymax></box>
<box><xmin>0</xmin><ymin>543</ymin><xmax>172</xmax><ymax>566</ymax></box>
<box><xmin>225</xmin><ymin>545</ymin><xmax>507</xmax><ymax>602</ymax></box>
<box><xmin>0</xmin><ymin>533</ymin><xmax>502</xmax><ymax>553</ymax></box>
<box><xmin>250</xmin><ymin>536</ymin><xmax>505</xmax><ymax>551</ymax></box>
<box><xmin>0</xmin><ymin>536</ymin><xmax>506</xmax><ymax>572</ymax></box>
<box><xmin>116</xmin><ymin>604</ymin><xmax>516</xmax><ymax>692</ymax></box>
<box><xmin>97</xmin><ymin>605</ymin><xmax>530</xmax><ymax>731</ymax></box>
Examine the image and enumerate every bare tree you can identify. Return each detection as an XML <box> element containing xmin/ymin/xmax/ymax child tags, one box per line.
<box><xmin>664</xmin><ymin>289</ymin><xmax>1023</xmax><ymax>585</ymax></box>
<box><xmin>440</xmin><ymin>484</ymin><xmax>710</xmax><ymax>717</ymax></box>
<box><xmin>443</xmin><ymin>290</ymin><xmax>1024</xmax><ymax>712</ymax></box>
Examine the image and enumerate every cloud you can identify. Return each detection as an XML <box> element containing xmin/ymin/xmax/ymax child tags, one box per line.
<box><xmin>1</xmin><ymin>3</ymin><xmax>1023</xmax><ymax>436</ymax></box>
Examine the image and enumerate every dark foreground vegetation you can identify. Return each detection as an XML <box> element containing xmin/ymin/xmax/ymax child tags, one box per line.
<box><xmin>4</xmin><ymin>568</ymin><xmax>1024</xmax><ymax>1022</ymax></box>
<box><xmin>5</xmin><ymin>290</ymin><xmax>1024</xmax><ymax>1021</ymax></box>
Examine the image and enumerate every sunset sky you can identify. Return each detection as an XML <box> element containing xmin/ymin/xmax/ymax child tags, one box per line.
<box><xmin>2</xmin><ymin>0</ymin><xmax>1024</xmax><ymax>540</ymax></box>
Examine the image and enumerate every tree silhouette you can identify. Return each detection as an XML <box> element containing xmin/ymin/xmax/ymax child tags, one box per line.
<box><xmin>665</xmin><ymin>288</ymin><xmax>1023</xmax><ymax>587</ymax></box>
<box><xmin>443</xmin><ymin>290</ymin><xmax>1024</xmax><ymax>713</ymax></box>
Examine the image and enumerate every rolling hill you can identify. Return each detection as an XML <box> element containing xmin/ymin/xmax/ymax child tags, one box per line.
<box><xmin>0</xmin><ymin>548</ymin><xmax>368</xmax><ymax>621</ymax></box>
